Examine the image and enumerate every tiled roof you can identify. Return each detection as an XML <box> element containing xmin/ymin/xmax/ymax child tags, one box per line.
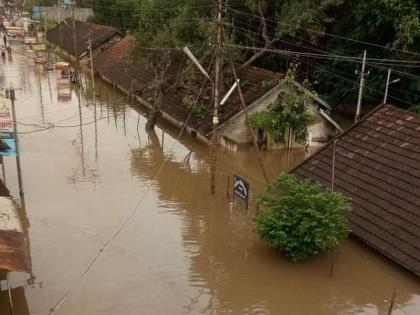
<box><xmin>0</xmin><ymin>182</ymin><xmax>31</xmax><ymax>273</ymax></box>
<box><xmin>47</xmin><ymin>18</ymin><xmax>121</xmax><ymax>56</ymax></box>
<box><xmin>94</xmin><ymin>36</ymin><xmax>282</xmax><ymax>136</ymax></box>
<box><xmin>293</xmin><ymin>104</ymin><xmax>420</xmax><ymax>276</ymax></box>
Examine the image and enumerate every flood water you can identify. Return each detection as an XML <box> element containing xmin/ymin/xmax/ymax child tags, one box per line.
<box><xmin>0</xmin><ymin>44</ymin><xmax>419</xmax><ymax>315</ymax></box>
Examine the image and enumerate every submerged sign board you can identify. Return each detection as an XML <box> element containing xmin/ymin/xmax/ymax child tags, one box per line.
<box><xmin>233</xmin><ymin>175</ymin><xmax>250</xmax><ymax>202</ymax></box>
<box><xmin>0</xmin><ymin>102</ymin><xmax>12</xmax><ymax>133</ymax></box>
<box><xmin>0</xmin><ymin>134</ymin><xmax>16</xmax><ymax>157</ymax></box>
<box><xmin>33</xmin><ymin>43</ymin><xmax>46</xmax><ymax>51</ymax></box>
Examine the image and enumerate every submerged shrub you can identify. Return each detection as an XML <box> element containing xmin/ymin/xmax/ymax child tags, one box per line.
<box><xmin>255</xmin><ymin>173</ymin><xmax>351</xmax><ymax>261</ymax></box>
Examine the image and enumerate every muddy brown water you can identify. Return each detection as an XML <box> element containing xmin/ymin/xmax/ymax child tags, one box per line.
<box><xmin>0</xmin><ymin>44</ymin><xmax>419</xmax><ymax>315</ymax></box>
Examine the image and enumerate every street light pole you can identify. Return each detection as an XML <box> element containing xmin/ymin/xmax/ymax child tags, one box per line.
<box><xmin>9</xmin><ymin>86</ymin><xmax>25</xmax><ymax>208</ymax></box>
<box><xmin>355</xmin><ymin>50</ymin><xmax>367</xmax><ymax>123</ymax></box>
<box><xmin>383</xmin><ymin>69</ymin><xmax>400</xmax><ymax>104</ymax></box>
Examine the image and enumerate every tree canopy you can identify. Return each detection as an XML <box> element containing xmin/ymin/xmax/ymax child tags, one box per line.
<box><xmin>255</xmin><ymin>173</ymin><xmax>351</xmax><ymax>261</ymax></box>
<box><xmin>88</xmin><ymin>0</ymin><xmax>420</xmax><ymax>115</ymax></box>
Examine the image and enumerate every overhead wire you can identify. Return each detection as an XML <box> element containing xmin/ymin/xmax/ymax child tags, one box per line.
<box><xmin>47</xmin><ymin>49</ymin><xmax>216</xmax><ymax>314</ymax></box>
<box><xmin>227</xmin><ymin>6</ymin><xmax>420</xmax><ymax>58</ymax></box>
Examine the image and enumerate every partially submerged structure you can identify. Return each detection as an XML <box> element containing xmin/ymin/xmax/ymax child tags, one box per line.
<box><xmin>94</xmin><ymin>36</ymin><xmax>340</xmax><ymax>150</ymax></box>
<box><xmin>46</xmin><ymin>18</ymin><xmax>123</xmax><ymax>61</ymax></box>
<box><xmin>293</xmin><ymin>104</ymin><xmax>420</xmax><ymax>276</ymax></box>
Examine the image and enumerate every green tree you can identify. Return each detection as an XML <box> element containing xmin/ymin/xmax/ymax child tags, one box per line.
<box><xmin>255</xmin><ymin>173</ymin><xmax>351</xmax><ymax>261</ymax></box>
<box><xmin>92</xmin><ymin>0</ymin><xmax>139</xmax><ymax>31</ymax></box>
<box><xmin>132</xmin><ymin>0</ymin><xmax>214</xmax><ymax>130</ymax></box>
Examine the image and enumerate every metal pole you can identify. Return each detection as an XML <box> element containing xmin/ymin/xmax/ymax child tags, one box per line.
<box><xmin>89</xmin><ymin>36</ymin><xmax>98</xmax><ymax>160</ymax></box>
<box><xmin>71</xmin><ymin>2</ymin><xmax>79</xmax><ymax>83</ymax></box>
<box><xmin>1</xmin><ymin>156</ymin><xmax>6</xmax><ymax>185</ymax></box>
<box><xmin>210</xmin><ymin>0</ymin><xmax>223</xmax><ymax>195</ymax></box>
<box><xmin>355</xmin><ymin>50</ymin><xmax>366</xmax><ymax>123</ymax></box>
<box><xmin>7</xmin><ymin>272</ymin><xmax>14</xmax><ymax>315</ymax></box>
<box><xmin>9</xmin><ymin>86</ymin><xmax>25</xmax><ymax>208</ymax></box>
<box><xmin>384</xmin><ymin>68</ymin><xmax>391</xmax><ymax>104</ymax></box>
<box><xmin>57</xmin><ymin>0</ymin><xmax>60</xmax><ymax>24</ymax></box>
<box><xmin>331</xmin><ymin>139</ymin><xmax>338</xmax><ymax>191</ymax></box>
<box><xmin>387</xmin><ymin>289</ymin><xmax>397</xmax><ymax>315</ymax></box>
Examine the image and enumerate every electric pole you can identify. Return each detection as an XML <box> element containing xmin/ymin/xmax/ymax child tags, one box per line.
<box><xmin>88</xmin><ymin>36</ymin><xmax>96</xmax><ymax>104</ymax></box>
<box><xmin>89</xmin><ymin>35</ymin><xmax>98</xmax><ymax>160</ymax></box>
<box><xmin>210</xmin><ymin>0</ymin><xmax>223</xmax><ymax>195</ymax></box>
<box><xmin>57</xmin><ymin>0</ymin><xmax>61</xmax><ymax>24</ymax></box>
<box><xmin>71</xmin><ymin>1</ymin><xmax>80</xmax><ymax>85</ymax></box>
<box><xmin>8</xmin><ymin>86</ymin><xmax>25</xmax><ymax>208</ymax></box>
<box><xmin>355</xmin><ymin>49</ymin><xmax>367</xmax><ymax>123</ymax></box>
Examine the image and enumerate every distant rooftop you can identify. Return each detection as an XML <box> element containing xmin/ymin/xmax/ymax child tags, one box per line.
<box><xmin>93</xmin><ymin>36</ymin><xmax>282</xmax><ymax>136</ymax></box>
<box><xmin>293</xmin><ymin>104</ymin><xmax>420</xmax><ymax>276</ymax></box>
<box><xmin>46</xmin><ymin>18</ymin><xmax>122</xmax><ymax>57</ymax></box>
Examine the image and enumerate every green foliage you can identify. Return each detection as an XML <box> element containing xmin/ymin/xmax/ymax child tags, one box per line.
<box><xmin>92</xmin><ymin>0</ymin><xmax>139</xmax><ymax>31</ymax></box>
<box><xmin>250</xmin><ymin>65</ymin><xmax>317</xmax><ymax>144</ymax></box>
<box><xmin>89</xmin><ymin>0</ymin><xmax>420</xmax><ymax>113</ymax></box>
<box><xmin>255</xmin><ymin>173</ymin><xmax>351</xmax><ymax>261</ymax></box>
<box><xmin>183</xmin><ymin>95</ymin><xmax>207</xmax><ymax>119</ymax></box>
<box><xmin>410</xmin><ymin>104</ymin><xmax>420</xmax><ymax>114</ymax></box>
<box><xmin>312</xmin><ymin>0</ymin><xmax>420</xmax><ymax>112</ymax></box>
<box><xmin>40</xmin><ymin>17</ymin><xmax>57</xmax><ymax>32</ymax></box>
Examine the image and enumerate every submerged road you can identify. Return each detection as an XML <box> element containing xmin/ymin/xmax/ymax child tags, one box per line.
<box><xmin>0</xmin><ymin>43</ymin><xmax>419</xmax><ymax>315</ymax></box>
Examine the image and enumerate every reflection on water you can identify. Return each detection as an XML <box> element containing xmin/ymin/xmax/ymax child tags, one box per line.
<box><xmin>0</xmin><ymin>43</ymin><xmax>417</xmax><ymax>315</ymax></box>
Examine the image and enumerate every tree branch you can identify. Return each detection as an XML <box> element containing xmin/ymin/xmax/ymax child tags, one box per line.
<box><xmin>241</xmin><ymin>1</ymin><xmax>273</xmax><ymax>68</ymax></box>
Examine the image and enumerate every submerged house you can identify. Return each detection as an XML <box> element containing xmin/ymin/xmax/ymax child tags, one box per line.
<box><xmin>93</xmin><ymin>35</ymin><xmax>341</xmax><ymax>150</ymax></box>
<box><xmin>293</xmin><ymin>104</ymin><xmax>420</xmax><ymax>276</ymax></box>
<box><xmin>216</xmin><ymin>79</ymin><xmax>342</xmax><ymax>151</ymax></box>
<box><xmin>46</xmin><ymin>18</ymin><xmax>123</xmax><ymax>61</ymax></box>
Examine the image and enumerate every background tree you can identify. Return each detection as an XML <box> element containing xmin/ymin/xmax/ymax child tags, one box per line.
<box><xmin>132</xmin><ymin>0</ymin><xmax>214</xmax><ymax>130</ymax></box>
<box><xmin>255</xmin><ymin>173</ymin><xmax>351</xmax><ymax>261</ymax></box>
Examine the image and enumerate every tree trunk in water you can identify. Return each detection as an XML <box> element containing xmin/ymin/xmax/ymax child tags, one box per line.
<box><xmin>145</xmin><ymin>89</ymin><xmax>163</xmax><ymax>131</ymax></box>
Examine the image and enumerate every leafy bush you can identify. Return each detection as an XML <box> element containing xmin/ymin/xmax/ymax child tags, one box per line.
<box><xmin>249</xmin><ymin>65</ymin><xmax>317</xmax><ymax>144</ymax></box>
<box><xmin>255</xmin><ymin>173</ymin><xmax>351</xmax><ymax>261</ymax></box>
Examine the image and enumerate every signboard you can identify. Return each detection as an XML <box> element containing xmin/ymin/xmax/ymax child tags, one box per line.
<box><xmin>32</xmin><ymin>5</ymin><xmax>41</xmax><ymax>21</ymax></box>
<box><xmin>0</xmin><ymin>103</ymin><xmax>12</xmax><ymax>133</ymax></box>
<box><xmin>33</xmin><ymin>43</ymin><xmax>46</xmax><ymax>51</ymax></box>
<box><xmin>233</xmin><ymin>175</ymin><xmax>250</xmax><ymax>208</ymax></box>
<box><xmin>0</xmin><ymin>135</ymin><xmax>16</xmax><ymax>157</ymax></box>
<box><xmin>24</xmin><ymin>37</ymin><xmax>37</xmax><ymax>44</ymax></box>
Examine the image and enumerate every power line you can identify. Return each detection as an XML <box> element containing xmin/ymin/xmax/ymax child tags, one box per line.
<box><xmin>227</xmin><ymin>7</ymin><xmax>420</xmax><ymax>58</ymax></box>
<box><xmin>47</xmin><ymin>60</ymin><xmax>213</xmax><ymax>315</ymax></box>
<box><xmin>227</xmin><ymin>44</ymin><xmax>420</xmax><ymax>64</ymax></box>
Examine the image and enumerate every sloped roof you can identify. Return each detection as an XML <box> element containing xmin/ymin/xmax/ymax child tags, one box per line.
<box><xmin>93</xmin><ymin>36</ymin><xmax>282</xmax><ymax>136</ymax></box>
<box><xmin>293</xmin><ymin>104</ymin><xmax>420</xmax><ymax>276</ymax></box>
<box><xmin>0</xmin><ymin>184</ymin><xmax>31</xmax><ymax>273</ymax></box>
<box><xmin>46</xmin><ymin>18</ymin><xmax>122</xmax><ymax>56</ymax></box>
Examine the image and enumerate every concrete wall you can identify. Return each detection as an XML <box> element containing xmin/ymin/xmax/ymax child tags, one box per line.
<box><xmin>217</xmin><ymin>84</ymin><xmax>283</xmax><ymax>151</ymax></box>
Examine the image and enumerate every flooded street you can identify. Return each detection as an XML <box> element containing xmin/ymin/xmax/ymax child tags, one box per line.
<box><xmin>0</xmin><ymin>44</ymin><xmax>419</xmax><ymax>315</ymax></box>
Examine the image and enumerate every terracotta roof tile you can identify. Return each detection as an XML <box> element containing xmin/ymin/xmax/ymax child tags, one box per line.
<box><xmin>93</xmin><ymin>36</ymin><xmax>282</xmax><ymax>136</ymax></box>
<box><xmin>47</xmin><ymin>18</ymin><xmax>122</xmax><ymax>56</ymax></box>
<box><xmin>293</xmin><ymin>104</ymin><xmax>420</xmax><ymax>276</ymax></box>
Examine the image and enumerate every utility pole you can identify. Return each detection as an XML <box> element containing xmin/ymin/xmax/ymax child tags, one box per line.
<box><xmin>71</xmin><ymin>1</ymin><xmax>79</xmax><ymax>85</ymax></box>
<box><xmin>88</xmin><ymin>36</ymin><xmax>96</xmax><ymax>104</ymax></box>
<box><xmin>57</xmin><ymin>0</ymin><xmax>61</xmax><ymax>24</ymax></box>
<box><xmin>383</xmin><ymin>69</ymin><xmax>400</xmax><ymax>104</ymax></box>
<box><xmin>8</xmin><ymin>86</ymin><xmax>25</xmax><ymax>208</ymax></box>
<box><xmin>355</xmin><ymin>50</ymin><xmax>367</xmax><ymax>123</ymax></box>
<box><xmin>210</xmin><ymin>0</ymin><xmax>223</xmax><ymax>195</ymax></box>
<box><xmin>88</xmin><ymin>35</ymin><xmax>98</xmax><ymax>160</ymax></box>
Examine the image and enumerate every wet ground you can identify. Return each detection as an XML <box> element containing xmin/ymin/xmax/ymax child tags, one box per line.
<box><xmin>0</xmin><ymin>44</ymin><xmax>419</xmax><ymax>315</ymax></box>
